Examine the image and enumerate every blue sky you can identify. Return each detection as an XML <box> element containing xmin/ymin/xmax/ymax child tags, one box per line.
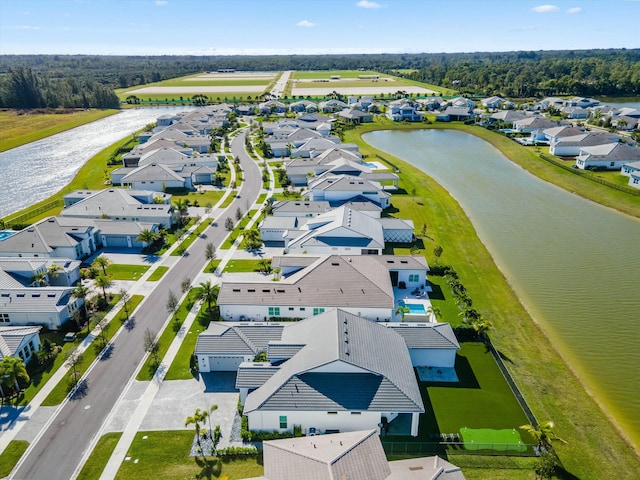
<box><xmin>1</xmin><ymin>0</ymin><xmax>639</xmax><ymax>56</ymax></box>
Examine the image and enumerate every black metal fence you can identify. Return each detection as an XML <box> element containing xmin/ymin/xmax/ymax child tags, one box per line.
<box><xmin>4</xmin><ymin>199</ymin><xmax>63</xmax><ymax>228</ymax></box>
<box><xmin>382</xmin><ymin>441</ymin><xmax>537</xmax><ymax>457</ymax></box>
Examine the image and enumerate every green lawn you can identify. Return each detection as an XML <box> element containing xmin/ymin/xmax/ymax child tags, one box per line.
<box><xmin>0</xmin><ymin>440</ymin><xmax>29</xmax><ymax>478</ymax></box>
<box><xmin>77</xmin><ymin>432</ymin><xmax>122</xmax><ymax>480</ymax></box>
<box><xmin>221</xmin><ymin>210</ymin><xmax>257</xmax><ymax>249</ymax></box>
<box><xmin>137</xmin><ymin>288</ymin><xmax>201</xmax><ymax>381</ymax></box>
<box><xmin>222</xmin><ymin>259</ymin><xmax>265</xmax><ymax>273</ymax></box>
<box><xmin>0</xmin><ymin>109</ymin><xmax>118</xmax><ymax>153</ymax></box>
<box><xmin>164</xmin><ymin>303</ymin><xmax>212</xmax><ymax>380</ymax></box>
<box><xmin>346</xmin><ymin>119</ymin><xmax>640</xmax><ymax>478</ymax></box>
<box><xmin>170</xmin><ymin>189</ymin><xmax>225</xmax><ymax>209</ymax></box>
<box><xmin>115</xmin><ymin>431</ymin><xmax>263</xmax><ymax>480</ymax></box>
<box><xmin>41</xmin><ymin>295</ymin><xmax>143</xmax><ymax>406</ymax></box>
<box><xmin>171</xmin><ymin>218</ymin><xmax>213</xmax><ymax>256</ymax></box>
<box><xmin>219</xmin><ymin>191</ymin><xmax>238</xmax><ymax>209</ymax></box>
<box><xmin>106</xmin><ymin>264</ymin><xmax>150</xmax><ymax>281</ymax></box>
<box><xmin>147</xmin><ymin>266</ymin><xmax>169</xmax><ymax>282</ymax></box>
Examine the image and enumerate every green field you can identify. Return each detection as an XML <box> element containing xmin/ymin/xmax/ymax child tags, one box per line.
<box><xmin>292</xmin><ymin>70</ymin><xmax>385</xmax><ymax>79</ymax></box>
<box><xmin>459</xmin><ymin>428</ymin><xmax>528</xmax><ymax>452</ymax></box>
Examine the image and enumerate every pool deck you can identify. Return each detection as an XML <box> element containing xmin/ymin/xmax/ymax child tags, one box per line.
<box><xmin>393</xmin><ymin>286</ymin><xmax>437</xmax><ymax>322</ymax></box>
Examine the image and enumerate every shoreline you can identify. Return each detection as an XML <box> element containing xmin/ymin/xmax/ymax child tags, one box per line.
<box><xmin>347</xmin><ymin>122</ymin><xmax>640</xmax><ymax>477</ymax></box>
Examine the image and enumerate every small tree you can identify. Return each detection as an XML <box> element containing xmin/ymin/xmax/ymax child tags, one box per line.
<box><xmin>96</xmin><ymin>313</ymin><xmax>110</xmax><ymax>349</ymax></box>
<box><xmin>119</xmin><ymin>288</ymin><xmax>131</xmax><ymax>322</ymax></box>
<box><xmin>434</xmin><ymin>245</ymin><xmax>443</xmax><ymax>260</ymax></box>
<box><xmin>225</xmin><ymin>217</ymin><xmax>234</xmax><ymax>231</ymax></box>
<box><xmin>196</xmin><ymin>281</ymin><xmax>218</xmax><ymax>320</ymax></box>
<box><xmin>166</xmin><ymin>290</ymin><xmax>179</xmax><ymax>317</ymax></box>
<box><xmin>235</xmin><ymin>207</ymin><xmax>243</xmax><ymax>221</ymax></box>
<box><xmin>143</xmin><ymin>328</ymin><xmax>160</xmax><ymax>367</ymax></box>
<box><xmin>181</xmin><ymin>277</ymin><xmax>192</xmax><ymax>295</ymax></box>
<box><xmin>205</xmin><ymin>242</ymin><xmax>216</xmax><ymax>262</ymax></box>
<box><xmin>94</xmin><ymin>274</ymin><xmax>113</xmax><ymax>306</ymax></box>
<box><xmin>0</xmin><ymin>357</ymin><xmax>30</xmax><ymax>399</ymax></box>
<box><xmin>395</xmin><ymin>305</ymin><xmax>410</xmax><ymax>321</ymax></box>
<box><xmin>92</xmin><ymin>256</ymin><xmax>112</xmax><ymax>276</ymax></box>
<box><xmin>65</xmin><ymin>350</ymin><xmax>84</xmax><ymax>388</ymax></box>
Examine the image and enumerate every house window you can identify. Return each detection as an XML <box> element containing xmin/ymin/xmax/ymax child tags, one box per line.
<box><xmin>279</xmin><ymin>416</ymin><xmax>287</xmax><ymax>429</ymax></box>
<box><xmin>327</xmin><ymin>411</ymin><xmax>338</xmax><ymax>415</ymax></box>
<box><xmin>351</xmin><ymin>412</ymin><xmax>361</xmax><ymax>415</ymax></box>
<box><xmin>313</xmin><ymin>308</ymin><xmax>325</xmax><ymax>315</ymax></box>
<box><xmin>288</xmin><ymin>307</ymin><xmax>294</xmax><ymax>311</ymax></box>
<box><xmin>408</xmin><ymin>274</ymin><xmax>419</xmax><ymax>282</ymax></box>
<box><xmin>268</xmin><ymin>307</ymin><xmax>280</xmax><ymax>316</ymax></box>
<box><xmin>610</xmin><ymin>162</ymin><xmax>615</xmax><ymax>167</ymax></box>
<box><xmin>0</xmin><ymin>313</ymin><xmax>9</xmax><ymax>323</ymax></box>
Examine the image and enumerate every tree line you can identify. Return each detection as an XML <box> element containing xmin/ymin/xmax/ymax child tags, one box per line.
<box><xmin>0</xmin><ymin>65</ymin><xmax>120</xmax><ymax>109</ymax></box>
<box><xmin>0</xmin><ymin>49</ymin><xmax>638</xmax><ymax>108</ymax></box>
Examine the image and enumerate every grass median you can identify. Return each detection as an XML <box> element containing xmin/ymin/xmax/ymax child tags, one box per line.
<box><xmin>0</xmin><ymin>440</ymin><xmax>29</xmax><ymax>478</ymax></box>
<box><xmin>76</xmin><ymin>432</ymin><xmax>122</xmax><ymax>480</ymax></box>
<box><xmin>41</xmin><ymin>295</ymin><xmax>144</xmax><ymax>406</ymax></box>
<box><xmin>147</xmin><ymin>266</ymin><xmax>169</xmax><ymax>282</ymax></box>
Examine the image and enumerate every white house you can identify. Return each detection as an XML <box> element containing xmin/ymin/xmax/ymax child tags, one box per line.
<box><xmin>217</xmin><ymin>254</ymin><xmax>429</xmax><ymax>322</ymax></box>
<box><xmin>621</xmin><ymin>160</ymin><xmax>640</xmax><ymax>177</ymax></box>
<box><xmin>575</xmin><ymin>143</ymin><xmax>640</xmax><ymax>170</ymax></box>
<box><xmin>0</xmin><ymin>258</ymin><xmax>81</xmax><ymax>287</ymax></box>
<box><xmin>206</xmin><ymin>310</ymin><xmax>425</xmax><ymax>437</ymax></box>
<box><xmin>629</xmin><ymin>171</ymin><xmax>640</xmax><ymax>190</ymax></box>
<box><xmin>387</xmin><ymin>99</ymin><xmax>423</xmax><ymax>122</ymax></box>
<box><xmin>513</xmin><ymin>116</ymin><xmax>558</xmax><ymax>133</ymax></box>
<box><xmin>0</xmin><ymin>326</ymin><xmax>42</xmax><ymax>365</ymax></box>
<box><xmin>386</xmin><ymin>323</ymin><xmax>460</xmax><ymax>368</ymax></box>
<box><xmin>549</xmin><ymin>132</ymin><xmax>621</xmax><ymax>157</ymax></box>
<box><xmin>306</xmin><ymin>174</ymin><xmax>391</xmax><ymax>208</ymax></box>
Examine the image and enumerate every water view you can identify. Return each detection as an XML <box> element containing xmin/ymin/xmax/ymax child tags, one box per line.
<box><xmin>0</xmin><ymin>106</ymin><xmax>194</xmax><ymax>219</ymax></box>
<box><xmin>364</xmin><ymin>129</ymin><xmax>640</xmax><ymax>451</ymax></box>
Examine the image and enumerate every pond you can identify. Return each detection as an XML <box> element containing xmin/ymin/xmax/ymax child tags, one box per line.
<box><xmin>364</xmin><ymin>128</ymin><xmax>640</xmax><ymax>451</ymax></box>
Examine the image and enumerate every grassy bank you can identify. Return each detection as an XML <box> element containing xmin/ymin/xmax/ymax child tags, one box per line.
<box><xmin>345</xmin><ymin>121</ymin><xmax>640</xmax><ymax>479</ymax></box>
<box><xmin>0</xmin><ymin>109</ymin><xmax>118</xmax><ymax>153</ymax></box>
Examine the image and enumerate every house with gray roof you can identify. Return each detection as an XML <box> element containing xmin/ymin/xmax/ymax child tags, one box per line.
<box><xmin>60</xmin><ymin>188</ymin><xmax>175</xmax><ymax>228</ymax></box>
<box><xmin>0</xmin><ymin>257</ymin><xmax>81</xmax><ymax>287</ymax></box>
<box><xmin>0</xmin><ymin>326</ymin><xmax>42</xmax><ymax>365</ymax></box>
<box><xmin>549</xmin><ymin>131</ymin><xmax>621</xmax><ymax>157</ymax></box>
<box><xmin>338</xmin><ymin>108</ymin><xmax>373</xmax><ymax>124</ymax></box>
<box><xmin>318</xmin><ymin>99</ymin><xmax>347</xmax><ymax>113</ymax></box>
<box><xmin>255</xmin><ymin>430</ymin><xmax>465</xmax><ymax>480</ymax></box>
<box><xmin>218</xmin><ymin>254</ymin><xmax>428</xmax><ymax>322</ymax></box>
<box><xmin>629</xmin><ymin>170</ymin><xmax>640</xmax><ymax>190</ymax></box>
<box><xmin>386</xmin><ymin>323</ymin><xmax>460</xmax><ymax>368</ymax></box>
<box><xmin>387</xmin><ymin>99</ymin><xmax>423</xmax><ymax>122</ymax></box>
<box><xmin>513</xmin><ymin>116</ymin><xmax>558</xmax><ymax>133</ymax></box>
<box><xmin>306</xmin><ymin>174</ymin><xmax>391</xmax><ymax>208</ymax></box>
<box><xmin>575</xmin><ymin>143</ymin><xmax>640</xmax><ymax>170</ymax></box>
<box><xmin>621</xmin><ymin>160</ymin><xmax>640</xmax><ymax>177</ymax></box>
<box><xmin>289</xmin><ymin>100</ymin><xmax>318</xmax><ymax>113</ymax></box>
<box><xmin>0</xmin><ymin>216</ymin><xmax>100</xmax><ymax>260</ymax></box>
<box><xmin>228</xmin><ymin>310</ymin><xmax>424</xmax><ymax>436</ymax></box>
<box><xmin>271</xmin><ymin>200</ymin><xmax>332</xmax><ymax>218</ymax></box>
<box><xmin>436</xmin><ymin>107</ymin><xmax>473</xmax><ymax>122</ymax></box>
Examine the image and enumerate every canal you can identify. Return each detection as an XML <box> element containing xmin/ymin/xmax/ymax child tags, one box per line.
<box><xmin>0</xmin><ymin>107</ymin><xmax>194</xmax><ymax>219</ymax></box>
<box><xmin>364</xmin><ymin>128</ymin><xmax>640</xmax><ymax>451</ymax></box>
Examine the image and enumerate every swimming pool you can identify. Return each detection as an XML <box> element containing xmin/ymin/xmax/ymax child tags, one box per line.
<box><xmin>398</xmin><ymin>300</ymin><xmax>426</xmax><ymax>315</ymax></box>
<box><xmin>0</xmin><ymin>230</ymin><xmax>16</xmax><ymax>241</ymax></box>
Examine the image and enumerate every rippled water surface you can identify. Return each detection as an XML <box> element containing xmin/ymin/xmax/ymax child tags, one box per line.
<box><xmin>0</xmin><ymin>107</ymin><xmax>193</xmax><ymax>218</ymax></box>
<box><xmin>364</xmin><ymin>129</ymin><xmax>640</xmax><ymax>450</ymax></box>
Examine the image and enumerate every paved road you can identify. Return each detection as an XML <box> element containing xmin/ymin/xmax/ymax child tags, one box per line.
<box><xmin>12</xmin><ymin>130</ymin><xmax>261</xmax><ymax>480</ymax></box>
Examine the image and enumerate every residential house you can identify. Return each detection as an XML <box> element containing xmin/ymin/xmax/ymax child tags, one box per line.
<box><xmin>386</xmin><ymin>99</ymin><xmax>423</xmax><ymax>122</ymax></box>
<box><xmin>259</xmin><ymin>430</ymin><xmax>466</xmax><ymax>480</ymax></box>
<box><xmin>481</xmin><ymin>96</ymin><xmax>513</xmax><ymax>110</ymax></box>
<box><xmin>489</xmin><ymin>110</ymin><xmax>527</xmax><ymax>127</ymax></box>
<box><xmin>290</xmin><ymin>137</ymin><xmax>343</xmax><ymax>159</ymax></box>
<box><xmin>338</xmin><ymin>108</ymin><xmax>373</xmax><ymax>124</ymax></box>
<box><xmin>306</xmin><ymin>174</ymin><xmax>391</xmax><ymax>208</ymax></box>
<box><xmin>436</xmin><ymin>107</ymin><xmax>473</xmax><ymax>122</ymax></box>
<box><xmin>259</xmin><ymin>100</ymin><xmax>287</xmax><ymax>115</ymax></box>
<box><xmin>270</xmin><ymin>200</ymin><xmax>332</xmax><ymax>218</ymax></box>
<box><xmin>0</xmin><ymin>269</ymin><xmax>82</xmax><ymax>330</ymax></box>
<box><xmin>513</xmin><ymin>116</ymin><xmax>559</xmax><ymax>133</ymax></box>
<box><xmin>621</xmin><ymin>160</ymin><xmax>640</xmax><ymax>177</ymax></box>
<box><xmin>202</xmin><ymin>310</ymin><xmax>425</xmax><ymax>436</ymax></box>
<box><xmin>60</xmin><ymin>188</ymin><xmax>175</xmax><ymax>228</ymax></box>
<box><xmin>0</xmin><ymin>326</ymin><xmax>42</xmax><ymax>365</ymax></box>
<box><xmin>449</xmin><ymin>97</ymin><xmax>476</xmax><ymax>109</ymax></box>
<box><xmin>629</xmin><ymin>171</ymin><xmax>640</xmax><ymax>190</ymax></box>
<box><xmin>565</xmin><ymin>97</ymin><xmax>600</xmax><ymax>108</ymax></box>
<box><xmin>217</xmin><ymin>254</ymin><xmax>428</xmax><ymax>322</ymax></box>
<box><xmin>0</xmin><ymin>258</ymin><xmax>81</xmax><ymax>287</ymax></box>
<box><xmin>289</xmin><ymin>100</ymin><xmax>318</xmax><ymax>113</ymax></box>
<box><xmin>575</xmin><ymin>143</ymin><xmax>640</xmax><ymax>170</ymax></box>
<box><xmin>386</xmin><ymin>323</ymin><xmax>460</xmax><ymax>368</ymax></box>
<box><xmin>318</xmin><ymin>99</ymin><xmax>347</xmax><ymax>113</ymax></box>
<box><xmin>560</xmin><ymin>106</ymin><xmax>590</xmax><ymax>120</ymax></box>
<box><xmin>113</xmin><ymin>163</ymin><xmax>215</xmax><ymax>191</ymax></box>
<box><xmin>550</xmin><ymin>132</ymin><xmax>622</xmax><ymax>157</ymax></box>
<box><xmin>0</xmin><ymin>216</ymin><xmax>100</xmax><ymax>260</ymax></box>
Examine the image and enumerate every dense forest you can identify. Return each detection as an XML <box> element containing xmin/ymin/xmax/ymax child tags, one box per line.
<box><xmin>0</xmin><ymin>49</ymin><xmax>638</xmax><ymax>108</ymax></box>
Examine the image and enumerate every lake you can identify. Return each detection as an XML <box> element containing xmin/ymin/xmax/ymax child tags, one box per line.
<box><xmin>364</xmin><ymin>129</ymin><xmax>640</xmax><ymax>451</ymax></box>
<box><xmin>0</xmin><ymin>107</ymin><xmax>194</xmax><ymax>219</ymax></box>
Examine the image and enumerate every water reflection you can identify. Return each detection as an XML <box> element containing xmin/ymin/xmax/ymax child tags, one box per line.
<box><xmin>0</xmin><ymin>107</ymin><xmax>194</xmax><ymax>218</ymax></box>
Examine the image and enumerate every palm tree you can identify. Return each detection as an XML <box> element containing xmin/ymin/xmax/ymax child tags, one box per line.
<box><xmin>395</xmin><ymin>305</ymin><xmax>410</xmax><ymax>321</ymax></box>
<box><xmin>244</xmin><ymin>228</ymin><xmax>261</xmax><ymax>250</ymax></box>
<box><xmin>174</xmin><ymin>198</ymin><xmax>189</xmax><ymax>225</ymax></box>
<box><xmin>72</xmin><ymin>284</ymin><xmax>90</xmax><ymax>325</ymax></box>
<box><xmin>30</xmin><ymin>271</ymin><xmax>48</xmax><ymax>286</ymax></box>
<box><xmin>136</xmin><ymin>228</ymin><xmax>159</xmax><ymax>247</ymax></box>
<box><xmin>47</xmin><ymin>264</ymin><xmax>60</xmax><ymax>283</ymax></box>
<box><xmin>0</xmin><ymin>357</ymin><xmax>30</xmax><ymax>399</ymax></box>
<box><xmin>94</xmin><ymin>274</ymin><xmax>113</xmax><ymax>304</ymax></box>
<box><xmin>196</xmin><ymin>281</ymin><xmax>217</xmax><ymax>320</ymax></box>
<box><xmin>425</xmin><ymin>305</ymin><xmax>441</xmax><ymax>322</ymax></box>
<box><xmin>520</xmin><ymin>421</ymin><xmax>567</xmax><ymax>451</ymax></box>
<box><xmin>185</xmin><ymin>405</ymin><xmax>218</xmax><ymax>451</ymax></box>
<box><xmin>92</xmin><ymin>256</ymin><xmax>111</xmax><ymax>276</ymax></box>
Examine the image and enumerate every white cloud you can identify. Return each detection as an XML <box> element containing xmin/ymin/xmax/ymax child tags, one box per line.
<box><xmin>567</xmin><ymin>7</ymin><xmax>582</xmax><ymax>13</ymax></box>
<box><xmin>296</xmin><ymin>20</ymin><xmax>315</xmax><ymax>27</ymax></box>
<box><xmin>532</xmin><ymin>4</ymin><xmax>560</xmax><ymax>13</ymax></box>
<box><xmin>357</xmin><ymin>1</ymin><xmax>382</xmax><ymax>8</ymax></box>
<box><xmin>155</xmin><ymin>0</ymin><xmax>168</xmax><ymax>6</ymax></box>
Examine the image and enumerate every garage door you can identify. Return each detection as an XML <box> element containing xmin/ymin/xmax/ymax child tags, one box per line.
<box><xmin>105</xmin><ymin>235</ymin><xmax>129</xmax><ymax>247</ymax></box>
<box><xmin>208</xmin><ymin>356</ymin><xmax>244</xmax><ymax>371</ymax></box>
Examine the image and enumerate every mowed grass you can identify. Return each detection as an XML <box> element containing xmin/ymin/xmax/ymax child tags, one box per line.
<box><xmin>345</xmin><ymin>120</ymin><xmax>640</xmax><ymax>478</ymax></box>
<box><xmin>222</xmin><ymin>259</ymin><xmax>265</xmax><ymax>273</ymax></box>
<box><xmin>106</xmin><ymin>264</ymin><xmax>149</xmax><ymax>280</ymax></box>
<box><xmin>0</xmin><ymin>440</ymin><xmax>29</xmax><ymax>478</ymax></box>
<box><xmin>164</xmin><ymin>303</ymin><xmax>212</xmax><ymax>380</ymax></box>
<box><xmin>115</xmin><ymin>431</ymin><xmax>263</xmax><ymax>480</ymax></box>
<box><xmin>41</xmin><ymin>295</ymin><xmax>144</xmax><ymax>406</ymax></box>
<box><xmin>0</xmin><ymin>109</ymin><xmax>118</xmax><ymax>152</ymax></box>
<box><xmin>147</xmin><ymin>266</ymin><xmax>169</xmax><ymax>282</ymax></box>
<box><xmin>76</xmin><ymin>432</ymin><xmax>122</xmax><ymax>480</ymax></box>
<box><xmin>292</xmin><ymin>70</ymin><xmax>385</xmax><ymax>79</ymax></box>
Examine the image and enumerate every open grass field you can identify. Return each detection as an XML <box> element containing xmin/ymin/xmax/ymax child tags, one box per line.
<box><xmin>0</xmin><ymin>109</ymin><xmax>118</xmax><ymax>152</ymax></box>
<box><xmin>345</xmin><ymin>119</ymin><xmax>640</xmax><ymax>478</ymax></box>
<box><xmin>115</xmin><ymin>431</ymin><xmax>263</xmax><ymax>480</ymax></box>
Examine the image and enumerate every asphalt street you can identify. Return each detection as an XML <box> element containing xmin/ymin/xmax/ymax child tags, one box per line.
<box><xmin>12</xmin><ymin>129</ymin><xmax>261</xmax><ymax>480</ymax></box>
